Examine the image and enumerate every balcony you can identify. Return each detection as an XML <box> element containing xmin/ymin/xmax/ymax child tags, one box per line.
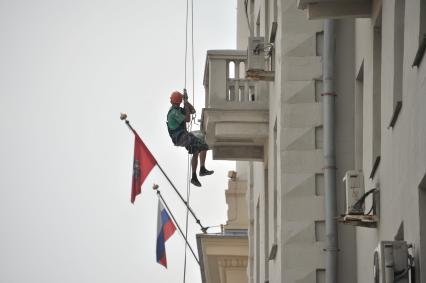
<box><xmin>201</xmin><ymin>50</ymin><xmax>269</xmax><ymax>161</ymax></box>
<box><xmin>197</xmin><ymin>232</ymin><xmax>248</xmax><ymax>283</ymax></box>
<box><xmin>196</xmin><ymin>171</ymin><xmax>249</xmax><ymax>283</ymax></box>
<box><xmin>297</xmin><ymin>0</ymin><xmax>374</xmax><ymax>20</ymax></box>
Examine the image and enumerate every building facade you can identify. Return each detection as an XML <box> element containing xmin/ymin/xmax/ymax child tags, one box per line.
<box><xmin>198</xmin><ymin>0</ymin><xmax>426</xmax><ymax>282</ymax></box>
<box><xmin>197</xmin><ymin>171</ymin><xmax>249</xmax><ymax>283</ymax></box>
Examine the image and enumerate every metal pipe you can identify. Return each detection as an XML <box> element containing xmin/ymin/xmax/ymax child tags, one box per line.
<box><xmin>323</xmin><ymin>19</ymin><xmax>338</xmax><ymax>283</ymax></box>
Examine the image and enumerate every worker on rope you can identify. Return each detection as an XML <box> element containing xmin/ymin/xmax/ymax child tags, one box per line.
<box><xmin>167</xmin><ymin>90</ymin><xmax>214</xmax><ymax>187</ymax></box>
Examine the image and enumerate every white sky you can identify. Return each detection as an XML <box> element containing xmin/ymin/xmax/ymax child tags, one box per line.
<box><xmin>0</xmin><ymin>0</ymin><xmax>237</xmax><ymax>282</ymax></box>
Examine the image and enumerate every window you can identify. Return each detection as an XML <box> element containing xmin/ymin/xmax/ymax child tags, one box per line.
<box><xmin>372</xmin><ymin>26</ymin><xmax>381</xmax><ymax>160</ymax></box>
<box><xmin>355</xmin><ymin>62</ymin><xmax>364</xmax><ymax>170</ymax></box>
<box><xmin>390</xmin><ymin>0</ymin><xmax>404</xmax><ymax>128</ymax></box>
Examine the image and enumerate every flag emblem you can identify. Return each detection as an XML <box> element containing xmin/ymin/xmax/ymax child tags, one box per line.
<box><xmin>133</xmin><ymin>159</ymin><xmax>141</xmax><ymax>181</ymax></box>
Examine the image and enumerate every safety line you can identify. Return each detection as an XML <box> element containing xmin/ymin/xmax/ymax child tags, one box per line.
<box><xmin>184</xmin><ymin>0</ymin><xmax>189</xmax><ymax>89</ymax></box>
<box><xmin>182</xmin><ymin>0</ymin><xmax>193</xmax><ymax>282</ymax></box>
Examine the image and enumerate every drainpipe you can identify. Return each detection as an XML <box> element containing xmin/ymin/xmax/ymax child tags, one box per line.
<box><xmin>323</xmin><ymin>19</ymin><xmax>337</xmax><ymax>283</ymax></box>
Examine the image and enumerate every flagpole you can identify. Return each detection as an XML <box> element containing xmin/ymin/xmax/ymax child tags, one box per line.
<box><xmin>154</xmin><ymin>185</ymin><xmax>200</xmax><ymax>265</ymax></box>
<box><xmin>120</xmin><ymin>114</ymin><xmax>208</xmax><ymax>233</ymax></box>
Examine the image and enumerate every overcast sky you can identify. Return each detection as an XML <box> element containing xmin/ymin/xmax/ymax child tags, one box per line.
<box><xmin>0</xmin><ymin>1</ymin><xmax>236</xmax><ymax>282</ymax></box>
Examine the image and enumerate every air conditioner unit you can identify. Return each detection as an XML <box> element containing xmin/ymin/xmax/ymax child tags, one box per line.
<box><xmin>247</xmin><ymin>36</ymin><xmax>265</xmax><ymax>71</ymax></box>
<box><xmin>343</xmin><ymin>170</ymin><xmax>365</xmax><ymax>215</ymax></box>
<box><xmin>373</xmin><ymin>241</ymin><xmax>409</xmax><ymax>283</ymax></box>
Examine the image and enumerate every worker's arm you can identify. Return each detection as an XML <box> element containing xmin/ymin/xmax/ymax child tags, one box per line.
<box><xmin>182</xmin><ymin>89</ymin><xmax>196</xmax><ymax>122</ymax></box>
<box><xmin>184</xmin><ymin>102</ymin><xmax>191</xmax><ymax>122</ymax></box>
<box><xmin>183</xmin><ymin>101</ymin><xmax>196</xmax><ymax>123</ymax></box>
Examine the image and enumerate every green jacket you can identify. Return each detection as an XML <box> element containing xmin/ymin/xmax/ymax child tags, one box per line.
<box><xmin>167</xmin><ymin>106</ymin><xmax>186</xmax><ymax>145</ymax></box>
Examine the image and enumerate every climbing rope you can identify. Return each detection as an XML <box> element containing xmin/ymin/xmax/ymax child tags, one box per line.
<box><xmin>183</xmin><ymin>149</ymin><xmax>191</xmax><ymax>283</ymax></box>
<box><xmin>183</xmin><ymin>0</ymin><xmax>194</xmax><ymax>282</ymax></box>
<box><xmin>184</xmin><ymin>0</ymin><xmax>189</xmax><ymax>89</ymax></box>
<box><xmin>191</xmin><ymin>0</ymin><xmax>195</xmax><ymax>113</ymax></box>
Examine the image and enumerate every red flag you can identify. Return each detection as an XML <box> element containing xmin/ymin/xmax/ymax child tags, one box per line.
<box><xmin>130</xmin><ymin>129</ymin><xmax>156</xmax><ymax>203</ymax></box>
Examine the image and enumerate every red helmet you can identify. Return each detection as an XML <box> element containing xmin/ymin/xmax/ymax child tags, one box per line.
<box><xmin>170</xmin><ymin>91</ymin><xmax>183</xmax><ymax>104</ymax></box>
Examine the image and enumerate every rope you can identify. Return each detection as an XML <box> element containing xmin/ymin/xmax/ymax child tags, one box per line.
<box><xmin>182</xmin><ymin>0</ymin><xmax>194</xmax><ymax>282</ymax></box>
<box><xmin>183</xmin><ymin>153</ymin><xmax>191</xmax><ymax>283</ymax></box>
<box><xmin>191</xmin><ymin>0</ymin><xmax>195</xmax><ymax>108</ymax></box>
<box><xmin>184</xmin><ymin>0</ymin><xmax>189</xmax><ymax>89</ymax></box>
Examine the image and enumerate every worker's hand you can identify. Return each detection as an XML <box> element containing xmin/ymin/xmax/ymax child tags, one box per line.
<box><xmin>183</xmin><ymin>88</ymin><xmax>189</xmax><ymax>101</ymax></box>
<box><xmin>184</xmin><ymin>101</ymin><xmax>196</xmax><ymax>114</ymax></box>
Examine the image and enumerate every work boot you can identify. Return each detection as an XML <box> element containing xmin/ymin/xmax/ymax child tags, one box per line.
<box><xmin>191</xmin><ymin>173</ymin><xmax>202</xmax><ymax>187</ymax></box>
<box><xmin>199</xmin><ymin>166</ymin><xmax>214</xmax><ymax>176</ymax></box>
<box><xmin>191</xmin><ymin>177</ymin><xmax>202</xmax><ymax>187</ymax></box>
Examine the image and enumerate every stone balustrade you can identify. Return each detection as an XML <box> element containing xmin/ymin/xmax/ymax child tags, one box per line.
<box><xmin>204</xmin><ymin>50</ymin><xmax>268</xmax><ymax>110</ymax></box>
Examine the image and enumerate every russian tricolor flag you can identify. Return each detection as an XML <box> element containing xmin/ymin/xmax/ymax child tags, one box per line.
<box><xmin>156</xmin><ymin>200</ymin><xmax>176</xmax><ymax>268</ymax></box>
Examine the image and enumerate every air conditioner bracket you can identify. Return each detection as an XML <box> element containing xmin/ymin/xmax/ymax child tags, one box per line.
<box><xmin>246</xmin><ymin>69</ymin><xmax>275</xmax><ymax>81</ymax></box>
<box><xmin>337</xmin><ymin>214</ymin><xmax>378</xmax><ymax>228</ymax></box>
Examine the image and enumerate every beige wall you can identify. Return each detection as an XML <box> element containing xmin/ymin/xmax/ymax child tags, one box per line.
<box><xmin>238</xmin><ymin>1</ymin><xmax>358</xmax><ymax>282</ymax></box>
<box><xmin>313</xmin><ymin>1</ymin><xmax>426</xmax><ymax>282</ymax></box>
<box><xmin>211</xmin><ymin>0</ymin><xmax>426</xmax><ymax>282</ymax></box>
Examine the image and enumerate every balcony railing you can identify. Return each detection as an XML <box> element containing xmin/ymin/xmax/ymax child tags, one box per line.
<box><xmin>201</xmin><ymin>50</ymin><xmax>269</xmax><ymax>161</ymax></box>
<box><xmin>226</xmin><ymin>78</ymin><xmax>256</xmax><ymax>103</ymax></box>
<box><xmin>204</xmin><ymin>50</ymin><xmax>268</xmax><ymax>110</ymax></box>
